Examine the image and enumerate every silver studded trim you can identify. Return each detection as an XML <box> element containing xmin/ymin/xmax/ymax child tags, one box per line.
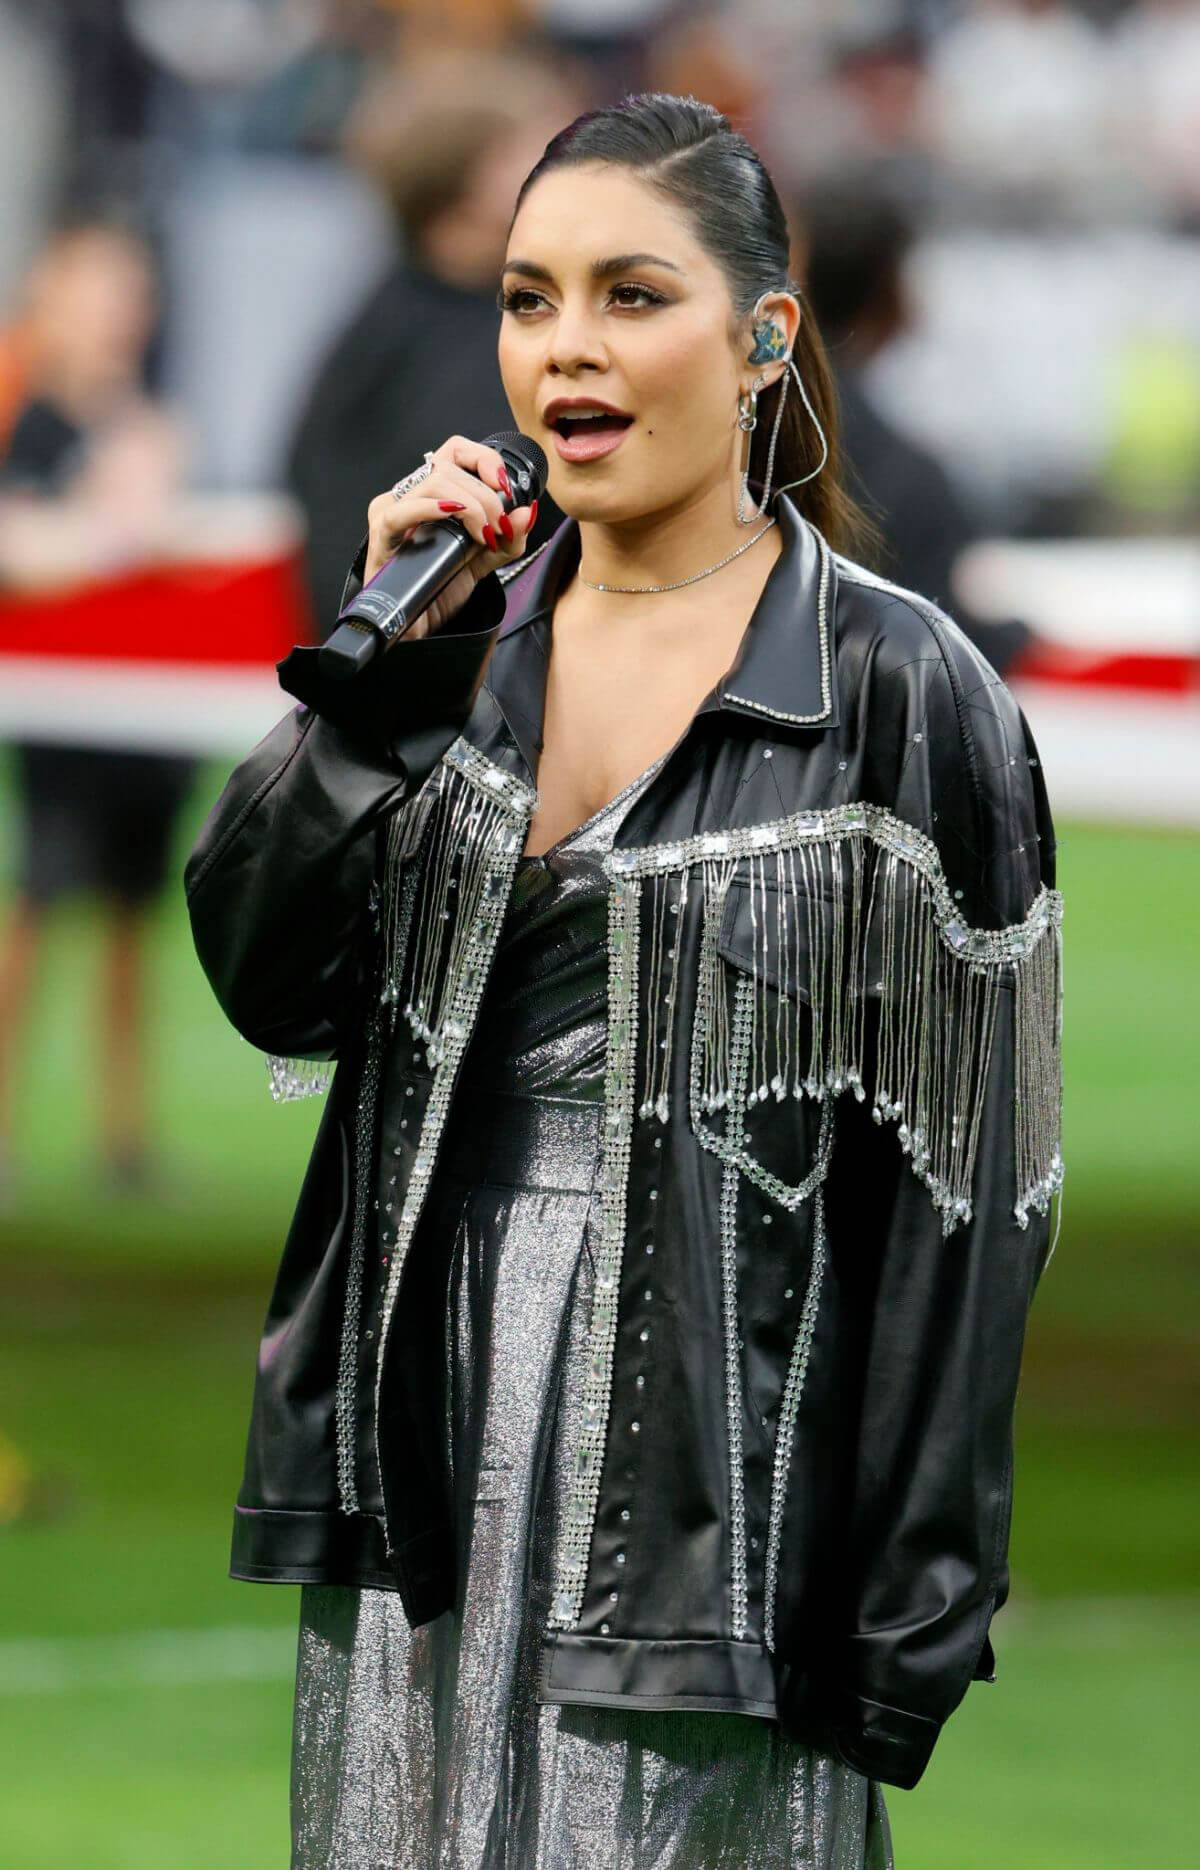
<box><xmin>763</xmin><ymin>1164</ymin><xmax>829</xmax><ymax>1652</ymax></box>
<box><xmin>334</xmin><ymin>995</ymin><xmax>387</xmax><ymax>1512</ymax></box>
<box><xmin>547</xmin><ymin>865</ymin><xmax>642</xmax><ymax>1630</ymax></box>
<box><xmin>496</xmin><ymin>536</ymin><xmax>555</xmax><ymax>585</ymax></box>
<box><xmin>442</xmin><ymin>735</ymin><xmax>539</xmax><ymax>810</ymax></box>
<box><xmin>605</xmin><ymin>799</ymin><xmax>1061</xmax><ymax>967</ymax></box>
<box><xmin>723</xmin><ymin>524</ymin><xmax>833</xmax><ymax>724</ymax></box>
<box><xmin>720</xmin><ymin>975</ymin><xmax>754</xmax><ymax>1638</ymax></box>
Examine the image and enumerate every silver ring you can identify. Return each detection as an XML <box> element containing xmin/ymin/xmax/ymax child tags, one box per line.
<box><xmin>391</xmin><ymin>451</ymin><xmax>437</xmax><ymax>501</ymax></box>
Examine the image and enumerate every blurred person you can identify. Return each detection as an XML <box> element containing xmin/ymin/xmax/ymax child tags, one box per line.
<box><xmin>188</xmin><ymin>93</ymin><xmax>1062</xmax><ymax>1864</ymax></box>
<box><xmin>285</xmin><ymin>45</ymin><xmax>582</xmax><ymax>635</ymax></box>
<box><xmin>926</xmin><ymin>0</ymin><xmax>1115</xmax><ymax>222</ymax></box>
<box><xmin>642</xmin><ymin>8</ymin><xmax>766</xmax><ymax>130</ymax></box>
<box><xmin>797</xmin><ymin>166</ymin><xmax>1035</xmax><ymax>672</ymax></box>
<box><xmin>531</xmin><ymin>0</ymin><xmax>681</xmax><ymax>96</ymax></box>
<box><xmin>1108</xmin><ymin>0</ymin><xmax>1200</xmax><ymax>228</ymax></box>
<box><xmin>0</xmin><ymin>223</ymin><xmax>193</xmax><ymax>1198</ymax></box>
<box><xmin>818</xmin><ymin>23</ymin><xmax>944</xmax><ymax>224</ymax></box>
<box><xmin>0</xmin><ymin>0</ymin><xmax>66</xmax><ymax>310</ymax></box>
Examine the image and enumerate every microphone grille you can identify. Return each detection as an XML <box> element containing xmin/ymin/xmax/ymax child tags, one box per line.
<box><xmin>484</xmin><ymin>429</ymin><xmax>549</xmax><ymax>498</ymax></box>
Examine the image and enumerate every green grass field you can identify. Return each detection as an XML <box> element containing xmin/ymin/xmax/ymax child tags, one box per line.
<box><xmin>1</xmin><ymin>764</ymin><xmax>1197</xmax><ymax>1867</ymax></box>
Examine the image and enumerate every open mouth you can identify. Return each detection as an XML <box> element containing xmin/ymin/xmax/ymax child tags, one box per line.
<box><xmin>549</xmin><ymin>411</ymin><xmax>635</xmax><ymax>461</ymax></box>
<box><xmin>551</xmin><ymin>411</ymin><xmax>634</xmax><ymax>439</ymax></box>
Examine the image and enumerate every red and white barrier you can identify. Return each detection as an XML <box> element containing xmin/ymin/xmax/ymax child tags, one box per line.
<box><xmin>2</xmin><ymin>510</ymin><xmax>1197</xmax><ymax>822</ymax></box>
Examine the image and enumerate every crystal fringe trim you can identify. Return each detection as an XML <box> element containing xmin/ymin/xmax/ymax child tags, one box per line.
<box><xmin>607</xmin><ymin>800</ymin><xmax>1063</xmax><ymax>1236</ymax></box>
<box><xmin>266</xmin><ymin>1054</ymin><xmax>334</xmax><ymax>1101</ymax></box>
<box><xmin>371</xmin><ymin>740</ymin><xmax>537</xmax><ymax>1556</ymax></box>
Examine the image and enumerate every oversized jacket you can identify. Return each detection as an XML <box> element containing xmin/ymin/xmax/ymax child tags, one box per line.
<box><xmin>184</xmin><ymin>492</ymin><xmax>1064</xmax><ymax>1791</ymax></box>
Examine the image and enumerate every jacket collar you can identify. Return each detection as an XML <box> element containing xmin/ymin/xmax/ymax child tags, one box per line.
<box><xmin>483</xmin><ymin>491</ymin><xmax>840</xmax><ymax>787</ymax></box>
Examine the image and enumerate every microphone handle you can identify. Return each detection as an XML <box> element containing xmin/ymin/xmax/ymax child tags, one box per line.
<box><xmin>316</xmin><ymin>432</ymin><xmax>545</xmax><ymax>683</ymax></box>
<box><xmin>319</xmin><ymin>515</ymin><xmax>477</xmax><ymax>680</ymax></box>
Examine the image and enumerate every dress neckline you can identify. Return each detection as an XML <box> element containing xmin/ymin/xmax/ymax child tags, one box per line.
<box><xmin>518</xmin><ymin>747</ymin><xmax>670</xmax><ymax>866</ymax></box>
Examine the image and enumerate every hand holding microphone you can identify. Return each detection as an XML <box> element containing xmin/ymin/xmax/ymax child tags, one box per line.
<box><xmin>320</xmin><ymin>430</ymin><xmax>548</xmax><ymax>680</ymax></box>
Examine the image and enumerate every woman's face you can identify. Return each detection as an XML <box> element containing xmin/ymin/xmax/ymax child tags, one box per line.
<box><xmin>498</xmin><ymin>164</ymin><xmax>754</xmax><ymax>525</ymax></box>
<box><xmin>30</xmin><ymin>232</ymin><xmax>157</xmax><ymax>394</ymax></box>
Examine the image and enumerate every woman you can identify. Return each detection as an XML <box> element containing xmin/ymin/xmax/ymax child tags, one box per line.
<box><xmin>186</xmin><ymin>95</ymin><xmax>1063</xmax><ymax>1868</ymax></box>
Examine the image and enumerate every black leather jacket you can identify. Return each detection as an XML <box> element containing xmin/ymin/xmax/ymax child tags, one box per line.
<box><xmin>185</xmin><ymin>494</ymin><xmax>1063</xmax><ymax>1791</ymax></box>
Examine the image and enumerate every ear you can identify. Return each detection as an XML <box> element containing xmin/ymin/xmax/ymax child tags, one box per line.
<box><xmin>745</xmin><ymin>290</ymin><xmax>801</xmax><ymax>388</ymax></box>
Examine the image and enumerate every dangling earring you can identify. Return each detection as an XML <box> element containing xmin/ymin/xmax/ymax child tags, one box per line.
<box><xmin>736</xmin><ymin>305</ymin><xmax>830</xmax><ymax>523</ymax></box>
<box><xmin>736</xmin><ymin>373</ymin><xmax>767</xmax><ymax>525</ymax></box>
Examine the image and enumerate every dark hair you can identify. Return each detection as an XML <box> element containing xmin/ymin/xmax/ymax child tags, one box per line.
<box><xmin>508</xmin><ymin>91</ymin><xmax>883</xmax><ymax>563</ymax></box>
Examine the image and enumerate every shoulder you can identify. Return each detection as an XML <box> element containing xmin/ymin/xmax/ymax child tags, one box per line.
<box><xmin>832</xmin><ymin>548</ymin><xmax>994</xmax><ymax>690</ymax></box>
<box><xmin>829</xmin><ymin>548</ymin><xmax>1054</xmax><ymax>924</ymax></box>
<box><xmin>832</xmin><ymin>547</ymin><xmax>1023</xmax><ymax>770</ymax></box>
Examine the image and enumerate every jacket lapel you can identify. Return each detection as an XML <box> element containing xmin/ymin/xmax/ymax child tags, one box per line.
<box><xmin>463</xmin><ymin>491</ymin><xmax>840</xmax><ymax>791</ymax></box>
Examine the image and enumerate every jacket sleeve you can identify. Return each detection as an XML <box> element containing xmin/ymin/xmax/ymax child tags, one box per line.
<box><xmin>776</xmin><ymin>603</ymin><xmax>1062</xmax><ymax>1790</ymax></box>
<box><xmin>183</xmin><ymin>553</ymin><xmax>507</xmax><ymax>1059</ymax></box>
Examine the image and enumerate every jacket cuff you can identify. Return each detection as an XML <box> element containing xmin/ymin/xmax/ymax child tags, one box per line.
<box><xmin>276</xmin><ymin>568</ymin><xmax>506</xmax><ymax>754</ymax></box>
<box><xmin>774</xmin><ymin>1665</ymin><xmax>942</xmax><ymax>1791</ymax></box>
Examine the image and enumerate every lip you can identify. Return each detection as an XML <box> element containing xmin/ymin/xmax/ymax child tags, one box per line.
<box><xmin>552</xmin><ymin>423</ymin><xmax>631</xmax><ymax>463</ymax></box>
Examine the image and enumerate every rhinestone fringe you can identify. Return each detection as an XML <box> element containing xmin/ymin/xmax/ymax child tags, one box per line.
<box><xmin>370</xmin><ymin>740</ymin><xmax>537</xmax><ymax>1558</ymax></box>
<box><xmin>607</xmin><ymin>800</ymin><xmax>1063</xmax><ymax>1236</ymax></box>
<box><xmin>266</xmin><ymin>1053</ymin><xmax>334</xmax><ymax>1100</ymax></box>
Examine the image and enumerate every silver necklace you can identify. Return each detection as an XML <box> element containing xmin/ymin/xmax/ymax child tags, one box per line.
<box><xmin>577</xmin><ymin>516</ymin><xmax>777</xmax><ymax>594</ymax></box>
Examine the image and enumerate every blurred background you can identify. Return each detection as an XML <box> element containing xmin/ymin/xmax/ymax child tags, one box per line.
<box><xmin>0</xmin><ymin>2</ymin><xmax>1196</xmax><ymax>1865</ymax></box>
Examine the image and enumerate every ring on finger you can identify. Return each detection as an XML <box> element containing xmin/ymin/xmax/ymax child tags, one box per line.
<box><xmin>391</xmin><ymin>450</ymin><xmax>437</xmax><ymax>501</ymax></box>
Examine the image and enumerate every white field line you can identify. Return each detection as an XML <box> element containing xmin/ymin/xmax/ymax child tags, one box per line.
<box><xmin>0</xmin><ymin>1599</ymin><xmax>1198</xmax><ymax>1697</ymax></box>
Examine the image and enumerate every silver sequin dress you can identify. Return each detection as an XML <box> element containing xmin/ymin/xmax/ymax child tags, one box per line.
<box><xmin>290</xmin><ymin>755</ymin><xmax>895</xmax><ymax>1869</ymax></box>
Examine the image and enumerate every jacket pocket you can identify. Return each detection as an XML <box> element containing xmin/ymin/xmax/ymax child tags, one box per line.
<box><xmin>689</xmin><ymin>873</ymin><xmax>835</xmax><ymax>1209</ymax></box>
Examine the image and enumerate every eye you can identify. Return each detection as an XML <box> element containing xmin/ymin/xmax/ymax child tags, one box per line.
<box><xmin>609</xmin><ymin>283</ymin><xmax>666</xmax><ymax>309</ymax></box>
<box><xmin>496</xmin><ymin>282</ymin><xmax>667</xmax><ymax>314</ymax></box>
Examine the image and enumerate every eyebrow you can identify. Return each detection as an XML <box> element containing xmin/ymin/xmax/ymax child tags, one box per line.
<box><xmin>501</xmin><ymin>252</ymin><xmax>685</xmax><ymax>282</ymax></box>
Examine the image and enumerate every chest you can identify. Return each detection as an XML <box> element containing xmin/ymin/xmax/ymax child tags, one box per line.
<box><xmin>523</xmin><ymin>602</ymin><xmax>747</xmax><ymax>861</ymax></box>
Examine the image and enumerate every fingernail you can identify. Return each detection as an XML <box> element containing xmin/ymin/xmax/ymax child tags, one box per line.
<box><xmin>437</xmin><ymin>499</ymin><xmax>466</xmax><ymax>511</ymax></box>
<box><xmin>528</xmin><ymin>498</ymin><xmax>539</xmax><ymax>529</ymax></box>
<box><xmin>498</xmin><ymin>512</ymin><xmax>513</xmax><ymax>542</ymax></box>
<box><xmin>497</xmin><ymin>465</ymin><xmax>512</xmax><ymax>497</ymax></box>
<box><xmin>482</xmin><ymin>523</ymin><xmax>497</xmax><ymax>550</ymax></box>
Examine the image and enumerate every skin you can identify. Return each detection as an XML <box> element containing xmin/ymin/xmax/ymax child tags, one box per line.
<box><xmin>363</xmin><ymin>161</ymin><xmax>801</xmax><ymax>857</ymax></box>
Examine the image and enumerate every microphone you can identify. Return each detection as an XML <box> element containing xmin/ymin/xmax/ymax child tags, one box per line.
<box><xmin>318</xmin><ymin>430</ymin><xmax>549</xmax><ymax>681</ymax></box>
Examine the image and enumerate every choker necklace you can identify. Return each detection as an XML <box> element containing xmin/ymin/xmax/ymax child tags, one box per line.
<box><xmin>577</xmin><ymin>516</ymin><xmax>777</xmax><ymax>594</ymax></box>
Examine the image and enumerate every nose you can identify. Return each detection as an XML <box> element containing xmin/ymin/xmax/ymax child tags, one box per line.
<box><xmin>543</xmin><ymin>292</ymin><xmax>608</xmax><ymax>376</ymax></box>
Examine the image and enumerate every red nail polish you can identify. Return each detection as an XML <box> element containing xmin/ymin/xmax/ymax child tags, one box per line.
<box><xmin>437</xmin><ymin>499</ymin><xmax>466</xmax><ymax>511</ymax></box>
<box><xmin>498</xmin><ymin>512</ymin><xmax>514</xmax><ymax>542</ymax></box>
<box><xmin>529</xmin><ymin>498</ymin><xmax>539</xmax><ymax>529</ymax></box>
<box><xmin>482</xmin><ymin>523</ymin><xmax>497</xmax><ymax>550</ymax></box>
<box><xmin>498</xmin><ymin>465</ymin><xmax>512</xmax><ymax>497</ymax></box>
